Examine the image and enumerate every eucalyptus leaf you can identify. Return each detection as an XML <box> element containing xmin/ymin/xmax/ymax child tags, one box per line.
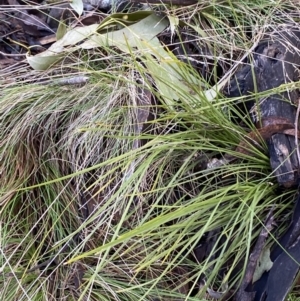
<box><xmin>27</xmin><ymin>24</ymin><xmax>99</xmax><ymax>70</ymax></box>
<box><xmin>82</xmin><ymin>14</ymin><xmax>204</xmax><ymax>105</ymax></box>
<box><xmin>253</xmin><ymin>247</ymin><xmax>273</xmax><ymax>283</ymax></box>
<box><xmin>27</xmin><ymin>13</ymin><xmax>165</xmax><ymax>71</ymax></box>
<box><xmin>136</xmin><ymin>37</ymin><xmax>184</xmax><ymax>103</ymax></box>
<box><xmin>98</xmin><ymin>10</ymin><xmax>154</xmax><ymax>27</ymax></box>
<box><xmin>56</xmin><ymin>20</ymin><xmax>67</xmax><ymax>41</ymax></box>
<box><xmin>70</xmin><ymin>0</ymin><xmax>83</xmax><ymax>16</ymax></box>
<box><xmin>55</xmin><ymin>23</ymin><xmax>99</xmax><ymax>47</ymax></box>
<box><xmin>26</xmin><ymin>52</ymin><xmax>65</xmax><ymax>71</ymax></box>
<box><xmin>81</xmin><ymin>13</ymin><xmax>169</xmax><ymax>51</ymax></box>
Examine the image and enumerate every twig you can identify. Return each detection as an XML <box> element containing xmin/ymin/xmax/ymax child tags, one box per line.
<box><xmin>37</xmin><ymin>76</ymin><xmax>90</xmax><ymax>86</ymax></box>
<box><xmin>0</xmin><ymin>51</ymin><xmax>26</xmax><ymax>57</ymax></box>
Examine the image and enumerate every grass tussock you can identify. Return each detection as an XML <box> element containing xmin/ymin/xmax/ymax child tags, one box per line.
<box><xmin>1</xmin><ymin>0</ymin><xmax>300</xmax><ymax>300</ymax></box>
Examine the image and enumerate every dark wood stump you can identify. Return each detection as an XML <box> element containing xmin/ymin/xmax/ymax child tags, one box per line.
<box><xmin>225</xmin><ymin>28</ymin><xmax>300</xmax><ymax>187</ymax></box>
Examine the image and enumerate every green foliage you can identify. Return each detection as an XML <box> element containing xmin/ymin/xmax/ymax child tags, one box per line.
<box><xmin>1</xmin><ymin>0</ymin><xmax>300</xmax><ymax>300</ymax></box>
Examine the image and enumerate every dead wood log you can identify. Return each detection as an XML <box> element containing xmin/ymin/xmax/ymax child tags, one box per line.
<box><xmin>234</xmin><ymin>208</ymin><xmax>275</xmax><ymax>301</ymax></box>
<box><xmin>251</xmin><ymin>194</ymin><xmax>300</xmax><ymax>301</ymax></box>
<box><xmin>225</xmin><ymin>28</ymin><xmax>300</xmax><ymax>187</ymax></box>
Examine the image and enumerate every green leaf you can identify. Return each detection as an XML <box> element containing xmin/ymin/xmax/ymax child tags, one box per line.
<box><xmin>56</xmin><ymin>20</ymin><xmax>67</xmax><ymax>41</ymax></box>
<box><xmin>26</xmin><ymin>52</ymin><xmax>65</xmax><ymax>71</ymax></box>
<box><xmin>98</xmin><ymin>10</ymin><xmax>154</xmax><ymax>28</ymax></box>
<box><xmin>81</xmin><ymin>14</ymin><xmax>205</xmax><ymax>105</ymax></box>
<box><xmin>70</xmin><ymin>0</ymin><xmax>83</xmax><ymax>16</ymax></box>
<box><xmin>253</xmin><ymin>247</ymin><xmax>273</xmax><ymax>283</ymax></box>
<box><xmin>135</xmin><ymin>37</ymin><xmax>185</xmax><ymax>102</ymax></box>
<box><xmin>27</xmin><ymin>24</ymin><xmax>99</xmax><ymax>70</ymax></box>
<box><xmin>81</xmin><ymin>13</ymin><xmax>169</xmax><ymax>51</ymax></box>
<box><xmin>26</xmin><ymin>13</ymin><xmax>165</xmax><ymax>71</ymax></box>
<box><xmin>54</xmin><ymin>23</ymin><xmax>99</xmax><ymax>47</ymax></box>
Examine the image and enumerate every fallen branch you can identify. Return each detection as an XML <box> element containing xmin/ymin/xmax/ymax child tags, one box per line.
<box><xmin>234</xmin><ymin>208</ymin><xmax>275</xmax><ymax>301</ymax></box>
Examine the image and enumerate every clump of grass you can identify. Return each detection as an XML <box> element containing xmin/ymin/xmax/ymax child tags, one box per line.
<box><xmin>1</xmin><ymin>0</ymin><xmax>300</xmax><ymax>300</ymax></box>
